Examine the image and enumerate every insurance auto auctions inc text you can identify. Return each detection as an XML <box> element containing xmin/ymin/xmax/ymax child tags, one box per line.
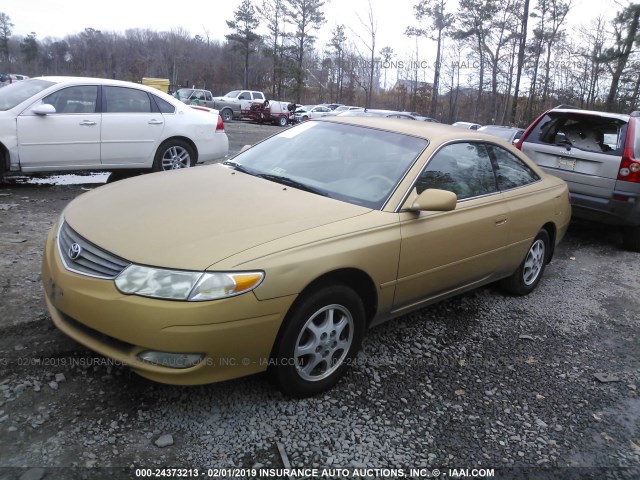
<box><xmin>206</xmin><ymin>467</ymin><xmax>495</xmax><ymax>478</ymax></box>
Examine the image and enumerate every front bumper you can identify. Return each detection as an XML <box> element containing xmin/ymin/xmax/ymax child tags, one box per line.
<box><xmin>41</xmin><ymin>226</ymin><xmax>295</xmax><ymax>385</ymax></box>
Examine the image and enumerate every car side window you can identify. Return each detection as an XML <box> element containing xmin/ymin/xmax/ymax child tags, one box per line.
<box><xmin>205</xmin><ymin>92</ymin><xmax>213</xmax><ymax>101</ymax></box>
<box><xmin>43</xmin><ymin>86</ymin><xmax>98</xmax><ymax>114</ymax></box>
<box><xmin>152</xmin><ymin>95</ymin><xmax>176</xmax><ymax>114</ymax></box>
<box><xmin>416</xmin><ymin>142</ymin><xmax>498</xmax><ymax>200</ymax></box>
<box><xmin>239</xmin><ymin>91</ymin><xmax>250</xmax><ymax>100</ymax></box>
<box><xmin>252</xmin><ymin>92</ymin><xmax>264</xmax><ymax>100</ymax></box>
<box><xmin>104</xmin><ymin>86</ymin><xmax>152</xmax><ymax>113</ymax></box>
<box><xmin>488</xmin><ymin>145</ymin><xmax>540</xmax><ymax>190</ymax></box>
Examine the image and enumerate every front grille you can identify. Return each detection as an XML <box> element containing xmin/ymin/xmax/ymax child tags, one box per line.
<box><xmin>58</xmin><ymin>221</ymin><xmax>130</xmax><ymax>279</ymax></box>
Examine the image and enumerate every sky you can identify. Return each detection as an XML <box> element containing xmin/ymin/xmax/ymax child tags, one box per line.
<box><xmin>2</xmin><ymin>0</ymin><xmax>625</xmax><ymax>81</ymax></box>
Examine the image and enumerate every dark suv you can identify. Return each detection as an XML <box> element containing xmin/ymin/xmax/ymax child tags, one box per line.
<box><xmin>517</xmin><ymin>106</ymin><xmax>640</xmax><ymax>251</ymax></box>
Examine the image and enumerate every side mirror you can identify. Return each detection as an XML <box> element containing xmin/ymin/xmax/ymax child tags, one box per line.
<box><xmin>406</xmin><ymin>188</ymin><xmax>457</xmax><ymax>212</ymax></box>
<box><xmin>240</xmin><ymin>144</ymin><xmax>252</xmax><ymax>153</ymax></box>
<box><xmin>33</xmin><ymin>104</ymin><xmax>56</xmax><ymax>115</ymax></box>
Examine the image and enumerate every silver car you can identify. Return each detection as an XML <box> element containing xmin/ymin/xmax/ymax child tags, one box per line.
<box><xmin>517</xmin><ymin>106</ymin><xmax>640</xmax><ymax>251</ymax></box>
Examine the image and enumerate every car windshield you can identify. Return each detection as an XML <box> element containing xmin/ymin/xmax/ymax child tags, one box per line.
<box><xmin>224</xmin><ymin>90</ymin><xmax>241</xmax><ymax>98</ymax></box>
<box><xmin>176</xmin><ymin>88</ymin><xmax>194</xmax><ymax>99</ymax></box>
<box><xmin>0</xmin><ymin>79</ymin><xmax>55</xmax><ymax>111</ymax></box>
<box><xmin>226</xmin><ymin>121</ymin><xmax>428</xmax><ymax>209</ymax></box>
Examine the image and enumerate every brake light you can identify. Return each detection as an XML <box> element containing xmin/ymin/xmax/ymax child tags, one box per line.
<box><xmin>216</xmin><ymin>114</ymin><xmax>224</xmax><ymax>132</ymax></box>
<box><xmin>515</xmin><ymin>110</ymin><xmax>548</xmax><ymax>150</ymax></box>
<box><xmin>618</xmin><ymin>118</ymin><xmax>640</xmax><ymax>183</ymax></box>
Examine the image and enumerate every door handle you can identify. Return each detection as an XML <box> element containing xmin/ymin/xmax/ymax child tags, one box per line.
<box><xmin>79</xmin><ymin>120</ymin><xmax>96</xmax><ymax>126</ymax></box>
<box><xmin>495</xmin><ymin>217</ymin><xmax>508</xmax><ymax>226</ymax></box>
<box><xmin>148</xmin><ymin>119</ymin><xmax>164</xmax><ymax>125</ymax></box>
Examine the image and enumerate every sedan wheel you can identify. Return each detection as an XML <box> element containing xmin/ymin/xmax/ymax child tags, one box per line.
<box><xmin>153</xmin><ymin>140</ymin><xmax>195</xmax><ymax>171</ymax></box>
<box><xmin>271</xmin><ymin>285</ymin><xmax>365</xmax><ymax>397</ymax></box>
<box><xmin>500</xmin><ymin>229</ymin><xmax>550</xmax><ymax>295</ymax></box>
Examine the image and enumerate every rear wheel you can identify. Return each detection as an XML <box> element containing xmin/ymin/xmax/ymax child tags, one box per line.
<box><xmin>221</xmin><ymin>109</ymin><xmax>233</xmax><ymax>122</ymax></box>
<box><xmin>278</xmin><ymin>115</ymin><xmax>288</xmax><ymax>127</ymax></box>
<box><xmin>270</xmin><ymin>285</ymin><xmax>365</xmax><ymax>397</ymax></box>
<box><xmin>500</xmin><ymin>230</ymin><xmax>550</xmax><ymax>295</ymax></box>
<box><xmin>152</xmin><ymin>140</ymin><xmax>195</xmax><ymax>172</ymax></box>
<box><xmin>622</xmin><ymin>226</ymin><xmax>640</xmax><ymax>252</ymax></box>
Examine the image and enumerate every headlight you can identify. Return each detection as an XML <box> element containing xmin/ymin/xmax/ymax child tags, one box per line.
<box><xmin>115</xmin><ymin>265</ymin><xmax>264</xmax><ymax>301</ymax></box>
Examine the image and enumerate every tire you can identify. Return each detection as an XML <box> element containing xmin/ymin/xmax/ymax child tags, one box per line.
<box><xmin>152</xmin><ymin>140</ymin><xmax>195</xmax><ymax>172</ymax></box>
<box><xmin>221</xmin><ymin>109</ymin><xmax>233</xmax><ymax>122</ymax></box>
<box><xmin>500</xmin><ymin>230</ymin><xmax>550</xmax><ymax>295</ymax></box>
<box><xmin>302</xmin><ymin>115</ymin><xmax>309</xmax><ymax>121</ymax></box>
<box><xmin>278</xmin><ymin>115</ymin><xmax>288</xmax><ymax>127</ymax></box>
<box><xmin>270</xmin><ymin>285</ymin><xmax>366</xmax><ymax>397</ymax></box>
<box><xmin>622</xmin><ymin>226</ymin><xmax>640</xmax><ymax>252</ymax></box>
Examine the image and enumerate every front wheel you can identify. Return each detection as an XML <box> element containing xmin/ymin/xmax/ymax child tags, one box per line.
<box><xmin>500</xmin><ymin>230</ymin><xmax>550</xmax><ymax>295</ymax></box>
<box><xmin>270</xmin><ymin>285</ymin><xmax>365</xmax><ymax>397</ymax></box>
<box><xmin>278</xmin><ymin>115</ymin><xmax>288</xmax><ymax>127</ymax></box>
<box><xmin>152</xmin><ymin>140</ymin><xmax>195</xmax><ymax>171</ymax></box>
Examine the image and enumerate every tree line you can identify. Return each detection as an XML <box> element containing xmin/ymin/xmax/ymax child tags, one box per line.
<box><xmin>0</xmin><ymin>0</ymin><xmax>639</xmax><ymax>127</ymax></box>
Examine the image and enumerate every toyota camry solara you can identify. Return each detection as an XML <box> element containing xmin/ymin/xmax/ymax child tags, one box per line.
<box><xmin>42</xmin><ymin>117</ymin><xmax>571</xmax><ymax>397</ymax></box>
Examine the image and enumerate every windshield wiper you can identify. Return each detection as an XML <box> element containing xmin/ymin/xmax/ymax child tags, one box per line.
<box><xmin>256</xmin><ymin>174</ymin><xmax>329</xmax><ymax>197</ymax></box>
<box><xmin>222</xmin><ymin>161</ymin><xmax>256</xmax><ymax>176</ymax></box>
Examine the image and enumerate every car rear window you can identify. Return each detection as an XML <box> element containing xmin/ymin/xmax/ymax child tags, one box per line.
<box><xmin>525</xmin><ymin>112</ymin><xmax>627</xmax><ymax>156</ymax></box>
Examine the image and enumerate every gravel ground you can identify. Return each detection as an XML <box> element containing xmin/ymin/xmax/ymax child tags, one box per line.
<box><xmin>0</xmin><ymin>121</ymin><xmax>638</xmax><ymax>480</ymax></box>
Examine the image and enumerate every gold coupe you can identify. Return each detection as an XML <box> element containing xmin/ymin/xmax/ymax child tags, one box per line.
<box><xmin>42</xmin><ymin>117</ymin><xmax>570</xmax><ymax>397</ymax></box>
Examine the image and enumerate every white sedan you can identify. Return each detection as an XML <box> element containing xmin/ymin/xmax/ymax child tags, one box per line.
<box><xmin>0</xmin><ymin>77</ymin><xmax>229</xmax><ymax>179</ymax></box>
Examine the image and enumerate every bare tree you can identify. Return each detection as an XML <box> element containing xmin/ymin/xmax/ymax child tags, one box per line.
<box><xmin>509</xmin><ymin>0</ymin><xmax>529</xmax><ymax>124</ymax></box>
<box><xmin>350</xmin><ymin>0</ymin><xmax>378</xmax><ymax>108</ymax></box>
<box><xmin>454</xmin><ymin>0</ymin><xmax>500</xmax><ymax>122</ymax></box>
<box><xmin>0</xmin><ymin>12</ymin><xmax>14</xmax><ymax>65</ymax></box>
<box><xmin>283</xmin><ymin>0</ymin><xmax>326</xmax><ymax>103</ymax></box>
<box><xmin>409</xmin><ymin>0</ymin><xmax>454</xmax><ymax>116</ymax></box>
<box><xmin>605</xmin><ymin>3</ymin><xmax>640</xmax><ymax>110</ymax></box>
<box><xmin>226</xmin><ymin>0</ymin><xmax>261</xmax><ymax>89</ymax></box>
<box><xmin>328</xmin><ymin>24</ymin><xmax>347</xmax><ymax>102</ymax></box>
<box><xmin>262</xmin><ymin>0</ymin><xmax>288</xmax><ymax>97</ymax></box>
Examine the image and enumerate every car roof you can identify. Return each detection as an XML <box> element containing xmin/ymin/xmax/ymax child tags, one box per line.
<box><xmin>32</xmin><ymin>76</ymin><xmax>182</xmax><ymax>103</ymax></box>
<box><xmin>318</xmin><ymin>116</ymin><xmax>513</xmax><ymax>144</ymax></box>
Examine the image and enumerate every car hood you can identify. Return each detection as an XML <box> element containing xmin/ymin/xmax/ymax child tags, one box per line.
<box><xmin>63</xmin><ymin>166</ymin><xmax>371</xmax><ymax>271</ymax></box>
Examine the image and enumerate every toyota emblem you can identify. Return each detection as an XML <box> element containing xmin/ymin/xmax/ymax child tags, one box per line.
<box><xmin>68</xmin><ymin>243</ymin><xmax>82</xmax><ymax>260</ymax></box>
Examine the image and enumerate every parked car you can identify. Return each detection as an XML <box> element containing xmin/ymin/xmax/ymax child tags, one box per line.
<box><xmin>478</xmin><ymin>125</ymin><xmax>525</xmax><ymax>144</ymax></box>
<box><xmin>212</xmin><ymin>90</ymin><xmax>266</xmax><ymax>122</ymax></box>
<box><xmin>0</xmin><ymin>73</ymin><xmax>30</xmax><ymax>88</ymax></box>
<box><xmin>293</xmin><ymin>104</ymin><xmax>333</xmax><ymax>122</ymax></box>
<box><xmin>174</xmin><ymin>88</ymin><xmax>215</xmax><ymax>108</ymax></box>
<box><xmin>452</xmin><ymin>121</ymin><xmax>482</xmax><ymax>130</ymax></box>
<box><xmin>43</xmin><ymin>117</ymin><xmax>570</xmax><ymax>397</ymax></box>
<box><xmin>337</xmin><ymin>109</ymin><xmax>417</xmax><ymax>119</ymax></box>
<box><xmin>331</xmin><ymin>105</ymin><xmax>364</xmax><ymax>114</ymax></box>
<box><xmin>0</xmin><ymin>76</ymin><xmax>228</xmax><ymax>180</ymax></box>
<box><xmin>517</xmin><ymin>105</ymin><xmax>640</xmax><ymax>251</ymax></box>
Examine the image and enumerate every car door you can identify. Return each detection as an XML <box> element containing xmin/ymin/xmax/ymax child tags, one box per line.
<box><xmin>238</xmin><ymin>91</ymin><xmax>252</xmax><ymax>111</ymax></box>
<box><xmin>100</xmin><ymin>86</ymin><xmax>165</xmax><ymax>166</ymax></box>
<box><xmin>487</xmin><ymin>143</ymin><xmax>557</xmax><ymax>268</ymax></box>
<box><xmin>393</xmin><ymin>142</ymin><xmax>510</xmax><ymax>312</ymax></box>
<box><xmin>17</xmin><ymin>85</ymin><xmax>101</xmax><ymax>168</ymax></box>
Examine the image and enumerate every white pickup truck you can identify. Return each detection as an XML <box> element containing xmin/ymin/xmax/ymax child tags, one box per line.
<box><xmin>212</xmin><ymin>90</ymin><xmax>266</xmax><ymax>122</ymax></box>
